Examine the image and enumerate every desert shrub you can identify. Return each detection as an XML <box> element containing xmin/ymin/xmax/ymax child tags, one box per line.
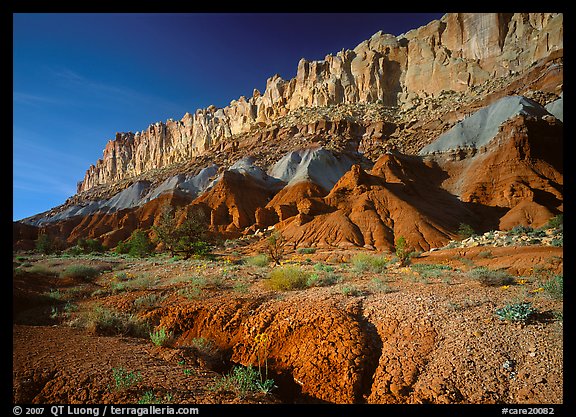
<box><xmin>306</xmin><ymin>271</ymin><xmax>342</xmax><ymax>287</ymax></box>
<box><xmin>210</xmin><ymin>365</ymin><xmax>275</xmax><ymax>398</ymax></box>
<box><xmin>245</xmin><ymin>253</ymin><xmax>269</xmax><ymax>267</ymax></box>
<box><xmin>266</xmin><ymin>266</ymin><xmax>309</xmax><ymax>291</ymax></box>
<box><xmin>510</xmin><ymin>225</ymin><xmax>533</xmax><ymax>235</ymax></box>
<box><xmin>543</xmin><ymin>214</ymin><xmax>563</xmax><ymax>230</ymax></box>
<box><xmin>457</xmin><ymin>223</ymin><xmax>476</xmax><ymax>239</ymax></box>
<box><xmin>542</xmin><ymin>275</ymin><xmax>563</xmax><ymax>300</ymax></box>
<box><xmin>133</xmin><ymin>293</ymin><xmax>164</xmax><ymax>310</ymax></box>
<box><xmin>79</xmin><ymin>305</ymin><xmax>150</xmax><ymax>337</ymax></box>
<box><xmin>297</xmin><ymin>247</ymin><xmax>316</xmax><ymax>254</ymax></box>
<box><xmin>266</xmin><ymin>231</ymin><xmax>285</xmax><ymax>265</ymax></box>
<box><xmin>350</xmin><ymin>253</ymin><xmax>389</xmax><ymax>273</ymax></box>
<box><xmin>477</xmin><ymin>250</ymin><xmax>493</xmax><ymax>259</ymax></box>
<box><xmin>495</xmin><ymin>302</ymin><xmax>537</xmax><ymax>323</ymax></box>
<box><xmin>149</xmin><ymin>327</ymin><xmax>172</xmax><ymax>347</ymax></box>
<box><xmin>467</xmin><ymin>267</ymin><xmax>514</xmax><ymax>287</ymax></box>
<box><xmin>551</xmin><ymin>237</ymin><xmax>563</xmax><ymax>247</ymax></box>
<box><xmin>341</xmin><ymin>284</ymin><xmax>361</xmax><ymax>296</ymax></box>
<box><xmin>60</xmin><ymin>265</ymin><xmax>100</xmax><ymax>280</ymax></box>
<box><xmin>190</xmin><ymin>337</ymin><xmax>216</xmax><ymax>354</ymax></box>
<box><xmin>28</xmin><ymin>264</ymin><xmax>59</xmax><ymax>276</ymax></box>
<box><xmin>370</xmin><ymin>278</ymin><xmax>395</xmax><ymax>293</ymax></box>
<box><xmin>313</xmin><ymin>263</ymin><xmax>334</xmax><ymax>273</ymax></box>
<box><xmin>410</xmin><ymin>263</ymin><xmax>452</xmax><ymax>279</ymax></box>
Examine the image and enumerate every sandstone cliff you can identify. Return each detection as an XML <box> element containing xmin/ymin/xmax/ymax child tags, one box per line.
<box><xmin>77</xmin><ymin>13</ymin><xmax>563</xmax><ymax>193</ymax></box>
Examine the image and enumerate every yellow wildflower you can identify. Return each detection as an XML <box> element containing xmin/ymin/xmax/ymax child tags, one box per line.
<box><xmin>501</xmin><ymin>285</ymin><xmax>510</xmax><ymax>290</ymax></box>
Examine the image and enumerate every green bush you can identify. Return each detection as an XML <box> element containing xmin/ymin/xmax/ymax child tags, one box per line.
<box><xmin>149</xmin><ymin>327</ymin><xmax>172</xmax><ymax>347</ymax></box>
<box><xmin>544</xmin><ymin>214</ymin><xmax>563</xmax><ymax>230</ymax></box>
<box><xmin>266</xmin><ymin>266</ymin><xmax>309</xmax><ymax>291</ymax></box>
<box><xmin>79</xmin><ymin>305</ymin><xmax>150</xmax><ymax>337</ymax></box>
<box><xmin>495</xmin><ymin>302</ymin><xmax>537</xmax><ymax>322</ymax></box>
<box><xmin>350</xmin><ymin>253</ymin><xmax>389</xmax><ymax>273</ymax></box>
<box><xmin>395</xmin><ymin>236</ymin><xmax>414</xmax><ymax>266</ymax></box>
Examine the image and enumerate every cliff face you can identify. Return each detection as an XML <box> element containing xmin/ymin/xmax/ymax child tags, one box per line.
<box><xmin>78</xmin><ymin>13</ymin><xmax>563</xmax><ymax>193</ymax></box>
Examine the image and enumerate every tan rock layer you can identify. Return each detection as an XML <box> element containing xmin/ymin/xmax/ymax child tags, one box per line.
<box><xmin>78</xmin><ymin>13</ymin><xmax>562</xmax><ymax>192</ymax></box>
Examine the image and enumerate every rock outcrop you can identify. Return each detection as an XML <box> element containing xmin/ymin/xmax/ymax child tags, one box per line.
<box><xmin>77</xmin><ymin>13</ymin><xmax>563</xmax><ymax>193</ymax></box>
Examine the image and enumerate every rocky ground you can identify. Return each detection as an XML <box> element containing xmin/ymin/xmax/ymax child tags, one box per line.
<box><xmin>13</xmin><ymin>230</ymin><xmax>563</xmax><ymax>405</ymax></box>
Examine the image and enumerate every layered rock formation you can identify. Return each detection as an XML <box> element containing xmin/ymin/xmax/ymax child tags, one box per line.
<box><xmin>14</xmin><ymin>13</ymin><xmax>563</xmax><ymax>254</ymax></box>
<box><xmin>77</xmin><ymin>13</ymin><xmax>563</xmax><ymax>192</ymax></box>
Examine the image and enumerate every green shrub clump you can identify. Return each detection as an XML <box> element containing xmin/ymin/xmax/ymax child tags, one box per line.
<box><xmin>266</xmin><ymin>266</ymin><xmax>309</xmax><ymax>291</ymax></box>
<box><xmin>350</xmin><ymin>253</ymin><xmax>390</xmax><ymax>273</ymax></box>
<box><xmin>149</xmin><ymin>327</ymin><xmax>172</xmax><ymax>347</ymax></box>
<box><xmin>60</xmin><ymin>265</ymin><xmax>100</xmax><ymax>280</ymax></box>
<box><xmin>245</xmin><ymin>254</ymin><xmax>269</xmax><ymax>267</ymax></box>
<box><xmin>115</xmin><ymin>229</ymin><xmax>155</xmax><ymax>258</ymax></box>
<box><xmin>495</xmin><ymin>302</ymin><xmax>537</xmax><ymax>323</ymax></box>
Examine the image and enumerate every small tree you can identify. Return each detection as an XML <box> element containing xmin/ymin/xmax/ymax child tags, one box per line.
<box><xmin>77</xmin><ymin>238</ymin><xmax>104</xmax><ymax>254</ymax></box>
<box><xmin>457</xmin><ymin>223</ymin><xmax>476</xmax><ymax>239</ymax></box>
<box><xmin>395</xmin><ymin>236</ymin><xmax>412</xmax><ymax>267</ymax></box>
<box><xmin>266</xmin><ymin>231</ymin><xmax>285</xmax><ymax>266</ymax></box>
<box><xmin>153</xmin><ymin>204</ymin><xmax>210</xmax><ymax>259</ymax></box>
<box><xmin>35</xmin><ymin>233</ymin><xmax>54</xmax><ymax>255</ymax></box>
<box><xmin>114</xmin><ymin>229</ymin><xmax>154</xmax><ymax>257</ymax></box>
<box><xmin>127</xmin><ymin>230</ymin><xmax>155</xmax><ymax>258</ymax></box>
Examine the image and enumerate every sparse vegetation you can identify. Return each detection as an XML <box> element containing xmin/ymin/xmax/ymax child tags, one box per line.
<box><xmin>149</xmin><ymin>327</ymin><xmax>172</xmax><ymax>347</ymax></box>
<box><xmin>543</xmin><ymin>214</ymin><xmax>563</xmax><ymax>230</ymax></box>
<box><xmin>60</xmin><ymin>265</ymin><xmax>100</xmax><ymax>280</ymax></box>
<box><xmin>410</xmin><ymin>263</ymin><xmax>452</xmax><ymax>279</ymax></box>
<box><xmin>341</xmin><ymin>284</ymin><xmax>361</xmax><ymax>296</ymax></box>
<box><xmin>111</xmin><ymin>367</ymin><xmax>142</xmax><ymax>392</ymax></box>
<box><xmin>77</xmin><ymin>305</ymin><xmax>150</xmax><ymax>337</ymax></box>
<box><xmin>467</xmin><ymin>267</ymin><xmax>514</xmax><ymax>287</ymax></box>
<box><xmin>210</xmin><ymin>365</ymin><xmax>275</xmax><ymax>399</ymax></box>
<box><xmin>297</xmin><ymin>247</ymin><xmax>316</xmax><ymax>254</ymax></box>
<box><xmin>245</xmin><ymin>253</ymin><xmax>269</xmax><ymax>267</ymax></box>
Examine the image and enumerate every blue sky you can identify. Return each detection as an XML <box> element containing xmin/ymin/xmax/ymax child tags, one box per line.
<box><xmin>13</xmin><ymin>13</ymin><xmax>444</xmax><ymax>221</ymax></box>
